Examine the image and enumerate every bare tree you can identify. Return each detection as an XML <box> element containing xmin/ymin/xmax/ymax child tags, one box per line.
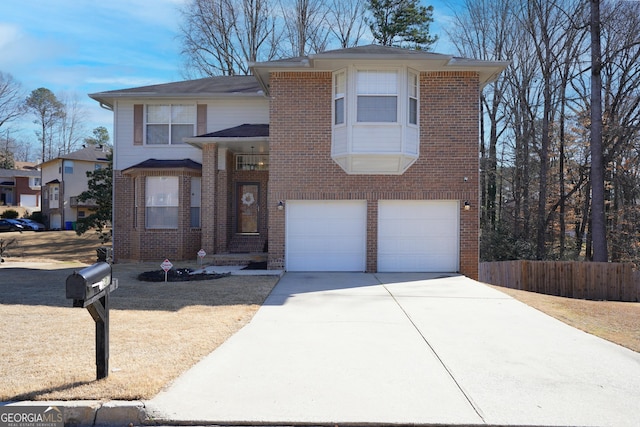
<box><xmin>57</xmin><ymin>92</ymin><xmax>88</xmax><ymax>155</ymax></box>
<box><xmin>0</xmin><ymin>72</ymin><xmax>25</xmax><ymax>131</ymax></box>
<box><xmin>589</xmin><ymin>0</ymin><xmax>607</xmax><ymax>262</ymax></box>
<box><xmin>326</xmin><ymin>0</ymin><xmax>367</xmax><ymax>48</ymax></box>
<box><xmin>281</xmin><ymin>0</ymin><xmax>331</xmax><ymax>57</ymax></box>
<box><xmin>449</xmin><ymin>0</ymin><xmax>514</xmax><ymax>234</ymax></box>
<box><xmin>180</xmin><ymin>0</ymin><xmax>280</xmax><ymax>76</ymax></box>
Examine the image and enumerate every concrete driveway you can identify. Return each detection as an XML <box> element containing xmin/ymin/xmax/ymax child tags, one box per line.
<box><xmin>147</xmin><ymin>273</ymin><xmax>640</xmax><ymax>426</ymax></box>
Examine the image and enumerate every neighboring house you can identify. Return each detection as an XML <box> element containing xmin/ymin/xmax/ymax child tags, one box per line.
<box><xmin>90</xmin><ymin>45</ymin><xmax>508</xmax><ymax>279</ymax></box>
<box><xmin>0</xmin><ymin>162</ymin><xmax>41</xmax><ymax>210</ymax></box>
<box><xmin>40</xmin><ymin>145</ymin><xmax>110</xmax><ymax>230</ymax></box>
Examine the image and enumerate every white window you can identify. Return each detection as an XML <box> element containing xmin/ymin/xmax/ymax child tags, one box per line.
<box><xmin>146</xmin><ymin>104</ymin><xmax>195</xmax><ymax>145</ymax></box>
<box><xmin>357</xmin><ymin>70</ymin><xmax>398</xmax><ymax>122</ymax></box>
<box><xmin>331</xmin><ymin>67</ymin><xmax>421</xmax><ymax>175</ymax></box>
<box><xmin>409</xmin><ymin>71</ymin><xmax>419</xmax><ymax>125</ymax></box>
<box><xmin>191</xmin><ymin>177</ymin><xmax>201</xmax><ymax>228</ymax></box>
<box><xmin>146</xmin><ymin>176</ymin><xmax>179</xmax><ymax>229</ymax></box>
<box><xmin>334</xmin><ymin>71</ymin><xmax>346</xmax><ymax>125</ymax></box>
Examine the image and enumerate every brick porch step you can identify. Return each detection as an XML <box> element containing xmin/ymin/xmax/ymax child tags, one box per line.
<box><xmin>228</xmin><ymin>234</ymin><xmax>267</xmax><ymax>253</ymax></box>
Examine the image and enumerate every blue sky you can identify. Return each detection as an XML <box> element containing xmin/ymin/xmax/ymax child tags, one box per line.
<box><xmin>0</xmin><ymin>0</ymin><xmax>459</xmax><ymax>152</ymax></box>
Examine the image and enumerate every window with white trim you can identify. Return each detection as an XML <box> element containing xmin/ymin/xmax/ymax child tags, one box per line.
<box><xmin>408</xmin><ymin>71</ymin><xmax>418</xmax><ymax>125</ymax></box>
<box><xmin>334</xmin><ymin>71</ymin><xmax>346</xmax><ymax>125</ymax></box>
<box><xmin>356</xmin><ymin>70</ymin><xmax>398</xmax><ymax>122</ymax></box>
<box><xmin>146</xmin><ymin>104</ymin><xmax>195</xmax><ymax>145</ymax></box>
<box><xmin>146</xmin><ymin>176</ymin><xmax>179</xmax><ymax>229</ymax></box>
<box><xmin>190</xmin><ymin>177</ymin><xmax>201</xmax><ymax>228</ymax></box>
<box><xmin>331</xmin><ymin>66</ymin><xmax>421</xmax><ymax>175</ymax></box>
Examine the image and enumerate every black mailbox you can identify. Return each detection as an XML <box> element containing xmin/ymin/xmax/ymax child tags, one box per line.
<box><xmin>65</xmin><ymin>261</ymin><xmax>118</xmax><ymax>380</ymax></box>
<box><xmin>66</xmin><ymin>262</ymin><xmax>113</xmax><ymax>307</ymax></box>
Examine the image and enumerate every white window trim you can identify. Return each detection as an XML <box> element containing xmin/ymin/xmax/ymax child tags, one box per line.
<box><xmin>145</xmin><ymin>176</ymin><xmax>179</xmax><ymax>229</ymax></box>
<box><xmin>145</xmin><ymin>104</ymin><xmax>196</xmax><ymax>146</ymax></box>
<box><xmin>408</xmin><ymin>69</ymin><xmax>420</xmax><ymax>127</ymax></box>
<box><xmin>334</xmin><ymin>70</ymin><xmax>347</xmax><ymax>126</ymax></box>
<box><xmin>333</xmin><ymin>66</ymin><xmax>419</xmax><ymax>127</ymax></box>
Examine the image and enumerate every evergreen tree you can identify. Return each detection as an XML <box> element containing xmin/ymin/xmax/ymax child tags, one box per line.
<box><xmin>83</xmin><ymin>126</ymin><xmax>110</xmax><ymax>146</ymax></box>
<box><xmin>367</xmin><ymin>0</ymin><xmax>438</xmax><ymax>49</ymax></box>
<box><xmin>75</xmin><ymin>151</ymin><xmax>112</xmax><ymax>243</ymax></box>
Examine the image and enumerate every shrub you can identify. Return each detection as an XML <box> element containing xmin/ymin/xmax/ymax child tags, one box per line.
<box><xmin>1</xmin><ymin>209</ymin><xmax>19</xmax><ymax>219</ymax></box>
<box><xmin>27</xmin><ymin>211</ymin><xmax>45</xmax><ymax>223</ymax></box>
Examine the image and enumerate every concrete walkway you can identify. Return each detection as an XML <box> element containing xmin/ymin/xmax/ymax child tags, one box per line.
<box><xmin>147</xmin><ymin>273</ymin><xmax>640</xmax><ymax>426</ymax></box>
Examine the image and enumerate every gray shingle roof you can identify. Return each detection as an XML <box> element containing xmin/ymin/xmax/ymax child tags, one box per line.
<box><xmin>123</xmin><ymin>158</ymin><xmax>202</xmax><ymax>172</ymax></box>
<box><xmin>198</xmin><ymin>124</ymin><xmax>269</xmax><ymax>138</ymax></box>
<box><xmin>39</xmin><ymin>145</ymin><xmax>111</xmax><ymax>167</ymax></box>
<box><xmin>90</xmin><ymin>76</ymin><xmax>263</xmax><ymax>108</ymax></box>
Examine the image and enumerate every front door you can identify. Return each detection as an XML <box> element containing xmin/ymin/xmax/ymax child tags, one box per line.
<box><xmin>237</xmin><ymin>183</ymin><xmax>259</xmax><ymax>233</ymax></box>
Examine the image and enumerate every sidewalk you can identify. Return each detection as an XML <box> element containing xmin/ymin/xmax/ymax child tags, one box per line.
<box><xmin>145</xmin><ymin>273</ymin><xmax>640</xmax><ymax>426</ymax></box>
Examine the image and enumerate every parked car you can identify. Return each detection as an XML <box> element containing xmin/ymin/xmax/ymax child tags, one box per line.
<box><xmin>16</xmin><ymin>219</ymin><xmax>46</xmax><ymax>231</ymax></box>
<box><xmin>0</xmin><ymin>219</ymin><xmax>25</xmax><ymax>232</ymax></box>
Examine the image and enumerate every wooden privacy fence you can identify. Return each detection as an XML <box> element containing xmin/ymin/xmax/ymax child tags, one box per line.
<box><xmin>479</xmin><ymin>260</ymin><xmax>639</xmax><ymax>302</ymax></box>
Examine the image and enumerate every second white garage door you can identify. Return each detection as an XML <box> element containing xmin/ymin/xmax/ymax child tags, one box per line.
<box><xmin>286</xmin><ymin>200</ymin><xmax>367</xmax><ymax>271</ymax></box>
<box><xmin>378</xmin><ymin>200</ymin><xmax>459</xmax><ymax>272</ymax></box>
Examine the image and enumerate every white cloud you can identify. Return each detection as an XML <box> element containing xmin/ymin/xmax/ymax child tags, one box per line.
<box><xmin>0</xmin><ymin>23</ymin><xmax>20</xmax><ymax>50</ymax></box>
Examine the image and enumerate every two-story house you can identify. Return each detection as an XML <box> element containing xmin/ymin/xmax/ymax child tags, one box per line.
<box><xmin>0</xmin><ymin>162</ymin><xmax>41</xmax><ymax>210</ymax></box>
<box><xmin>90</xmin><ymin>45</ymin><xmax>508</xmax><ymax>278</ymax></box>
<box><xmin>40</xmin><ymin>145</ymin><xmax>110</xmax><ymax>230</ymax></box>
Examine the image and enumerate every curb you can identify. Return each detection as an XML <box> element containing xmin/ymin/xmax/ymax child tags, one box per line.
<box><xmin>1</xmin><ymin>401</ymin><xmax>147</xmax><ymax>427</ymax></box>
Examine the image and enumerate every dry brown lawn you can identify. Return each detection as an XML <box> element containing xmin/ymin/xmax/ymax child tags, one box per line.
<box><xmin>0</xmin><ymin>231</ymin><xmax>638</xmax><ymax>403</ymax></box>
<box><xmin>0</xmin><ymin>230</ymin><xmax>279</xmax><ymax>401</ymax></box>
<box><xmin>487</xmin><ymin>284</ymin><xmax>640</xmax><ymax>353</ymax></box>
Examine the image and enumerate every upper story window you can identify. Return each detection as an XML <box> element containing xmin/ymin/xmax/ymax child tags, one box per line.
<box><xmin>408</xmin><ymin>71</ymin><xmax>418</xmax><ymax>125</ymax></box>
<box><xmin>63</xmin><ymin>160</ymin><xmax>74</xmax><ymax>174</ymax></box>
<box><xmin>356</xmin><ymin>70</ymin><xmax>398</xmax><ymax>123</ymax></box>
<box><xmin>334</xmin><ymin>71</ymin><xmax>346</xmax><ymax>125</ymax></box>
<box><xmin>146</xmin><ymin>104</ymin><xmax>195</xmax><ymax>145</ymax></box>
<box><xmin>331</xmin><ymin>66</ymin><xmax>420</xmax><ymax>175</ymax></box>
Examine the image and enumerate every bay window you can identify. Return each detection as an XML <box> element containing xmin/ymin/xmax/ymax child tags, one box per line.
<box><xmin>331</xmin><ymin>66</ymin><xmax>420</xmax><ymax>175</ymax></box>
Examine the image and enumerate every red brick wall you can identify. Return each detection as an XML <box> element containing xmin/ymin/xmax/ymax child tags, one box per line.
<box><xmin>268</xmin><ymin>71</ymin><xmax>480</xmax><ymax>278</ymax></box>
<box><xmin>113</xmin><ymin>168</ymin><xmax>202</xmax><ymax>262</ymax></box>
<box><xmin>15</xmin><ymin>177</ymin><xmax>40</xmax><ymax>207</ymax></box>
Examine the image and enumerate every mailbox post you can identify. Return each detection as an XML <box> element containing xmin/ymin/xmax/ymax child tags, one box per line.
<box><xmin>65</xmin><ymin>262</ymin><xmax>118</xmax><ymax>380</ymax></box>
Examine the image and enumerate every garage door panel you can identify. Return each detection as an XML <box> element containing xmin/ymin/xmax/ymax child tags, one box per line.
<box><xmin>378</xmin><ymin>200</ymin><xmax>459</xmax><ymax>272</ymax></box>
<box><xmin>286</xmin><ymin>200</ymin><xmax>366</xmax><ymax>271</ymax></box>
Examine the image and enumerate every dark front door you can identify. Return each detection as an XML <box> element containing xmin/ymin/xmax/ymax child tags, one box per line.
<box><xmin>237</xmin><ymin>183</ymin><xmax>259</xmax><ymax>233</ymax></box>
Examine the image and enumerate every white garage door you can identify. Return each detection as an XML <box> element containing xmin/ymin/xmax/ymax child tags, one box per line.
<box><xmin>378</xmin><ymin>200</ymin><xmax>459</xmax><ymax>272</ymax></box>
<box><xmin>286</xmin><ymin>200</ymin><xmax>367</xmax><ymax>271</ymax></box>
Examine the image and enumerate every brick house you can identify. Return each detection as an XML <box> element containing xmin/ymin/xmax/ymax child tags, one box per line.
<box><xmin>0</xmin><ymin>162</ymin><xmax>40</xmax><ymax>210</ymax></box>
<box><xmin>90</xmin><ymin>45</ymin><xmax>507</xmax><ymax>278</ymax></box>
